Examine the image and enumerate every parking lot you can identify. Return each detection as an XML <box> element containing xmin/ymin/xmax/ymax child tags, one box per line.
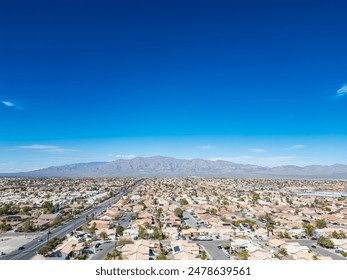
<box><xmin>0</xmin><ymin>235</ymin><xmax>38</xmax><ymax>256</ymax></box>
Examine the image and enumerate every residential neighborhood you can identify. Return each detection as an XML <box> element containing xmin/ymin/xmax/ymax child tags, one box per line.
<box><xmin>1</xmin><ymin>177</ymin><xmax>347</xmax><ymax>260</ymax></box>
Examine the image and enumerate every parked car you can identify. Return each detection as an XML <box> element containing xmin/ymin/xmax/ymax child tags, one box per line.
<box><xmin>18</xmin><ymin>246</ymin><xmax>25</xmax><ymax>251</ymax></box>
<box><xmin>198</xmin><ymin>236</ymin><xmax>212</xmax><ymax>241</ymax></box>
<box><xmin>335</xmin><ymin>248</ymin><xmax>343</xmax><ymax>253</ymax></box>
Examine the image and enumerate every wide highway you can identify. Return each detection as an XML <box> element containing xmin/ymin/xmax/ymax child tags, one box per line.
<box><xmin>1</xmin><ymin>179</ymin><xmax>143</xmax><ymax>260</ymax></box>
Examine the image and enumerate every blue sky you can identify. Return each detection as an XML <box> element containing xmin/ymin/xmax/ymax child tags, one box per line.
<box><xmin>1</xmin><ymin>0</ymin><xmax>347</xmax><ymax>172</ymax></box>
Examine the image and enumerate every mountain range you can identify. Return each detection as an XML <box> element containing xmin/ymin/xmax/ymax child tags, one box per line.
<box><xmin>1</xmin><ymin>156</ymin><xmax>347</xmax><ymax>179</ymax></box>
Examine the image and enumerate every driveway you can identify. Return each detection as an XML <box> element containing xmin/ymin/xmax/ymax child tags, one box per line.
<box><xmin>183</xmin><ymin>212</ymin><xmax>198</xmax><ymax>228</ymax></box>
<box><xmin>191</xmin><ymin>240</ymin><xmax>230</xmax><ymax>260</ymax></box>
<box><xmin>90</xmin><ymin>240</ymin><xmax>117</xmax><ymax>260</ymax></box>
<box><xmin>118</xmin><ymin>212</ymin><xmax>132</xmax><ymax>228</ymax></box>
<box><xmin>286</xmin><ymin>239</ymin><xmax>346</xmax><ymax>260</ymax></box>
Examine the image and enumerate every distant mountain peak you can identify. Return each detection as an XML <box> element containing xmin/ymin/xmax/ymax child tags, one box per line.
<box><xmin>1</xmin><ymin>156</ymin><xmax>347</xmax><ymax>179</ymax></box>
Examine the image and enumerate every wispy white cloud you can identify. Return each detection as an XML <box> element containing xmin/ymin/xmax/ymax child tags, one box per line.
<box><xmin>212</xmin><ymin>156</ymin><xmax>254</xmax><ymax>162</ymax></box>
<box><xmin>286</xmin><ymin>144</ymin><xmax>306</xmax><ymax>150</ymax></box>
<box><xmin>116</xmin><ymin>154</ymin><xmax>136</xmax><ymax>159</ymax></box>
<box><xmin>196</xmin><ymin>145</ymin><xmax>215</xmax><ymax>150</ymax></box>
<box><xmin>249</xmin><ymin>148</ymin><xmax>267</xmax><ymax>153</ymax></box>
<box><xmin>2</xmin><ymin>101</ymin><xmax>15</xmax><ymax>107</ymax></box>
<box><xmin>337</xmin><ymin>85</ymin><xmax>347</xmax><ymax>97</ymax></box>
<box><xmin>16</xmin><ymin>144</ymin><xmax>76</xmax><ymax>153</ymax></box>
<box><xmin>17</xmin><ymin>145</ymin><xmax>59</xmax><ymax>149</ymax></box>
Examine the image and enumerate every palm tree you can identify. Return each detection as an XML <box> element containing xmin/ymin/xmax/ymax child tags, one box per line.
<box><xmin>100</xmin><ymin>231</ymin><xmax>108</xmax><ymax>241</ymax></box>
<box><xmin>265</xmin><ymin>221</ymin><xmax>274</xmax><ymax>236</ymax></box>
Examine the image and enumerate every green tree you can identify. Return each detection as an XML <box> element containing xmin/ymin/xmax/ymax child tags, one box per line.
<box><xmin>74</xmin><ymin>253</ymin><xmax>87</xmax><ymax>260</ymax></box>
<box><xmin>278</xmin><ymin>248</ymin><xmax>288</xmax><ymax>257</ymax></box>
<box><xmin>238</xmin><ymin>249</ymin><xmax>249</xmax><ymax>260</ymax></box>
<box><xmin>116</xmin><ymin>225</ymin><xmax>125</xmax><ymax>236</ymax></box>
<box><xmin>251</xmin><ymin>192</ymin><xmax>260</xmax><ymax>204</ymax></box>
<box><xmin>41</xmin><ymin>201</ymin><xmax>55</xmax><ymax>214</ymax></box>
<box><xmin>38</xmin><ymin>246</ymin><xmax>51</xmax><ymax>256</ymax></box>
<box><xmin>0</xmin><ymin>204</ymin><xmax>10</xmax><ymax>215</ymax></box>
<box><xmin>303</xmin><ymin>223</ymin><xmax>316</xmax><ymax>238</ymax></box>
<box><xmin>0</xmin><ymin>222</ymin><xmax>12</xmax><ymax>231</ymax></box>
<box><xmin>283</xmin><ymin>231</ymin><xmax>291</xmax><ymax>239</ymax></box>
<box><xmin>100</xmin><ymin>231</ymin><xmax>108</xmax><ymax>241</ymax></box>
<box><xmin>332</xmin><ymin>230</ymin><xmax>346</xmax><ymax>239</ymax></box>
<box><xmin>21</xmin><ymin>206</ymin><xmax>32</xmax><ymax>214</ymax></box>
<box><xmin>179</xmin><ymin>198</ymin><xmax>188</xmax><ymax>205</ymax></box>
<box><xmin>105</xmin><ymin>248</ymin><xmax>118</xmax><ymax>260</ymax></box>
<box><xmin>138</xmin><ymin>225</ymin><xmax>147</xmax><ymax>239</ymax></box>
<box><xmin>200</xmin><ymin>250</ymin><xmax>207</xmax><ymax>260</ymax></box>
<box><xmin>265</xmin><ymin>221</ymin><xmax>273</xmax><ymax>236</ymax></box>
<box><xmin>131</xmin><ymin>213</ymin><xmax>138</xmax><ymax>220</ymax></box>
<box><xmin>209</xmin><ymin>208</ymin><xmax>217</xmax><ymax>215</ymax></box>
<box><xmin>315</xmin><ymin>219</ymin><xmax>327</xmax><ymax>229</ymax></box>
<box><xmin>17</xmin><ymin>220</ymin><xmax>37</xmax><ymax>232</ymax></box>
<box><xmin>90</xmin><ymin>222</ymin><xmax>97</xmax><ymax>236</ymax></box>
<box><xmin>174</xmin><ymin>207</ymin><xmax>183</xmax><ymax>218</ymax></box>
<box><xmin>317</xmin><ymin>236</ymin><xmax>334</xmax><ymax>248</ymax></box>
<box><xmin>38</xmin><ymin>237</ymin><xmax>62</xmax><ymax>256</ymax></box>
<box><xmin>156</xmin><ymin>207</ymin><xmax>163</xmax><ymax>218</ymax></box>
<box><xmin>156</xmin><ymin>250</ymin><xmax>168</xmax><ymax>260</ymax></box>
<box><xmin>151</xmin><ymin>226</ymin><xmax>163</xmax><ymax>240</ymax></box>
<box><xmin>117</xmin><ymin>238</ymin><xmax>134</xmax><ymax>246</ymax></box>
<box><xmin>51</xmin><ymin>218</ymin><xmax>61</xmax><ymax>227</ymax></box>
<box><xmin>65</xmin><ymin>212</ymin><xmax>73</xmax><ymax>220</ymax></box>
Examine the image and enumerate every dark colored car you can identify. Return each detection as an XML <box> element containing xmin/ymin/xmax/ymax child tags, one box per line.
<box><xmin>18</xmin><ymin>246</ymin><xmax>25</xmax><ymax>251</ymax></box>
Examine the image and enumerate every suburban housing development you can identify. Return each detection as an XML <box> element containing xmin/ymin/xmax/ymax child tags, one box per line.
<box><xmin>1</xmin><ymin>177</ymin><xmax>347</xmax><ymax>260</ymax></box>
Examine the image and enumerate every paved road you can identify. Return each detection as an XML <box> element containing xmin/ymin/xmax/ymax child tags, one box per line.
<box><xmin>286</xmin><ymin>239</ymin><xmax>346</xmax><ymax>260</ymax></box>
<box><xmin>118</xmin><ymin>212</ymin><xmax>132</xmax><ymax>228</ymax></box>
<box><xmin>90</xmin><ymin>241</ymin><xmax>116</xmax><ymax>260</ymax></box>
<box><xmin>190</xmin><ymin>240</ymin><xmax>230</xmax><ymax>260</ymax></box>
<box><xmin>183</xmin><ymin>212</ymin><xmax>198</xmax><ymax>228</ymax></box>
<box><xmin>233</xmin><ymin>210</ymin><xmax>264</xmax><ymax>228</ymax></box>
<box><xmin>327</xmin><ymin>223</ymin><xmax>347</xmax><ymax>230</ymax></box>
<box><xmin>0</xmin><ymin>179</ymin><xmax>143</xmax><ymax>260</ymax></box>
